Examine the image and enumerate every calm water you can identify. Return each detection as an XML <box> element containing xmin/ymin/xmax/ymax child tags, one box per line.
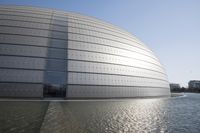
<box><xmin>0</xmin><ymin>93</ymin><xmax>200</xmax><ymax>133</ymax></box>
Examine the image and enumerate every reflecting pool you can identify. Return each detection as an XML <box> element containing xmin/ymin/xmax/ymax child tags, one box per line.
<box><xmin>0</xmin><ymin>93</ymin><xmax>200</xmax><ymax>133</ymax></box>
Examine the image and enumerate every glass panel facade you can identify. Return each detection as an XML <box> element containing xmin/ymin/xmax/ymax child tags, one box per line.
<box><xmin>0</xmin><ymin>5</ymin><xmax>170</xmax><ymax>98</ymax></box>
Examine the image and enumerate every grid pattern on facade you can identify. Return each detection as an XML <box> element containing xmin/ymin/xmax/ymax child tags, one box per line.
<box><xmin>0</xmin><ymin>5</ymin><xmax>170</xmax><ymax>98</ymax></box>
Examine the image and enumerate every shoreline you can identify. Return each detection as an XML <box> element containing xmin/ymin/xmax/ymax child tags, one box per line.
<box><xmin>0</xmin><ymin>93</ymin><xmax>186</xmax><ymax>102</ymax></box>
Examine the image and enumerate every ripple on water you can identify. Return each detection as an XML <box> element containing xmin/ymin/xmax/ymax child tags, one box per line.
<box><xmin>1</xmin><ymin>93</ymin><xmax>200</xmax><ymax>133</ymax></box>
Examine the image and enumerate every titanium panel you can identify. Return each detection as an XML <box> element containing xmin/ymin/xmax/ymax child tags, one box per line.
<box><xmin>0</xmin><ymin>5</ymin><xmax>170</xmax><ymax>98</ymax></box>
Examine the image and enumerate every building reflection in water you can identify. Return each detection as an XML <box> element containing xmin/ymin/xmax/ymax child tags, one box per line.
<box><xmin>58</xmin><ymin>98</ymin><xmax>169</xmax><ymax>132</ymax></box>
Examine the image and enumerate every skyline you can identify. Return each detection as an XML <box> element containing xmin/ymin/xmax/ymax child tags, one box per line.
<box><xmin>1</xmin><ymin>0</ymin><xmax>200</xmax><ymax>87</ymax></box>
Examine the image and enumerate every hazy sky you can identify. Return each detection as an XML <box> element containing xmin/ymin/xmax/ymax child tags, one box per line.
<box><xmin>1</xmin><ymin>0</ymin><xmax>200</xmax><ymax>87</ymax></box>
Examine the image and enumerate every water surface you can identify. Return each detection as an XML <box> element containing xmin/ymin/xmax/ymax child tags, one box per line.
<box><xmin>0</xmin><ymin>93</ymin><xmax>200</xmax><ymax>133</ymax></box>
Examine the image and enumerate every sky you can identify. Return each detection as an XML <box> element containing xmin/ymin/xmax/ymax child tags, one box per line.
<box><xmin>0</xmin><ymin>0</ymin><xmax>200</xmax><ymax>87</ymax></box>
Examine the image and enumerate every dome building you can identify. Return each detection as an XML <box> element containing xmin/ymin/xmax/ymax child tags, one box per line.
<box><xmin>0</xmin><ymin>6</ymin><xmax>170</xmax><ymax>98</ymax></box>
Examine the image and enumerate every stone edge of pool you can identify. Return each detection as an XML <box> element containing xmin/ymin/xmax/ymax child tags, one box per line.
<box><xmin>0</xmin><ymin>93</ymin><xmax>186</xmax><ymax>101</ymax></box>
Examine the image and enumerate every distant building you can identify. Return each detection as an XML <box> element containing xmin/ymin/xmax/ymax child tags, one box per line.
<box><xmin>170</xmin><ymin>83</ymin><xmax>181</xmax><ymax>91</ymax></box>
<box><xmin>188</xmin><ymin>80</ymin><xmax>200</xmax><ymax>89</ymax></box>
